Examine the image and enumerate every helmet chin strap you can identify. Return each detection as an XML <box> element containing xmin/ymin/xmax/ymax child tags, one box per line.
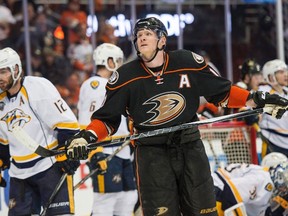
<box><xmin>138</xmin><ymin>39</ymin><xmax>164</xmax><ymax>63</ymax></box>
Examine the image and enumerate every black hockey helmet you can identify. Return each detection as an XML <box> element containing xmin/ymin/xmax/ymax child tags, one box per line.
<box><xmin>239</xmin><ymin>58</ymin><xmax>261</xmax><ymax>79</ymax></box>
<box><xmin>133</xmin><ymin>17</ymin><xmax>168</xmax><ymax>40</ymax></box>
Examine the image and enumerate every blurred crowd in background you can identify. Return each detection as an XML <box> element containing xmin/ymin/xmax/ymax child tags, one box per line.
<box><xmin>0</xmin><ymin>0</ymin><xmax>122</xmax><ymax>115</ymax></box>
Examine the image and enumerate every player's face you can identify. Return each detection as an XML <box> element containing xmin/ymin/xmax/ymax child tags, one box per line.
<box><xmin>0</xmin><ymin>67</ymin><xmax>13</xmax><ymax>91</ymax></box>
<box><xmin>136</xmin><ymin>29</ymin><xmax>159</xmax><ymax>60</ymax></box>
<box><xmin>249</xmin><ymin>74</ymin><xmax>263</xmax><ymax>91</ymax></box>
<box><xmin>275</xmin><ymin>69</ymin><xmax>288</xmax><ymax>87</ymax></box>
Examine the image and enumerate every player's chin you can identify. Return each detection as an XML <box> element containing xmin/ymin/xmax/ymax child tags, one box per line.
<box><xmin>139</xmin><ymin>52</ymin><xmax>153</xmax><ymax>60</ymax></box>
<box><xmin>0</xmin><ymin>83</ymin><xmax>7</xmax><ymax>91</ymax></box>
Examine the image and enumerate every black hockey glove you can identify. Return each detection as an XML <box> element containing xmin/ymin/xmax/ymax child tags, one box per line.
<box><xmin>65</xmin><ymin>130</ymin><xmax>98</xmax><ymax>160</ymax></box>
<box><xmin>55</xmin><ymin>152</ymin><xmax>80</xmax><ymax>175</ymax></box>
<box><xmin>251</xmin><ymin>91</ymin><xmax>288</xmax><ymax>119</ymax></box>
<box><xmin>55</xmin><ymin>148</ymin><xmax>80</xmax><ymax>175</ymax></box>
<box><xmin>56</xmin><ymin>160</ymin><xmax>80</xmax><ymax>175</ymax></box>
<box><xmin>86</xmin><ymin>147</ymin><xmax>107</xmax><ymax>175</ymax></box>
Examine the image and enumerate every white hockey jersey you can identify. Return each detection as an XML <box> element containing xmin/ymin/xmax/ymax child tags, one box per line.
<box><xmin>77</xmin><ymin>76</ymin><xmax>130</xmax><ymax>159</ymax></box>
<box><xmin>212</xmin><ymin>163</ymin><xmax>274</xmax><ymax>216</ymax></box>
<box><xmin>0</xmin><ymin>76</ymin><xmax>79</xmax><ymax>179</ymax></box>
<box><xmin>258</xmin><ymin>85</ymin><xmax>288</xmax><ymax>149</ymax></box>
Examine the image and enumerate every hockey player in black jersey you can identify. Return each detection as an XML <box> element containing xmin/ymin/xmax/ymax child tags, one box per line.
<box><xmin>65</xmin><ymin>17</ymin><xmax>288</xmax><ymax>216</ymax></box>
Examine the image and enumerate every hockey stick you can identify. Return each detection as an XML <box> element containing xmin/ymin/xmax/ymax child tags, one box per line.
<box><xmin>11</xmin><ymin>108</ymin><xmax>264</xmax><ymax>158</ymax></box>
<box><xmin>40</xmin><ymin>173</ymin><xmax>67</xmax><ymax>216</ymax></box>
<box><xmin>73</xmin><ymin>140</ymin><xmax>131</xmax><ymax>190</ymax></box>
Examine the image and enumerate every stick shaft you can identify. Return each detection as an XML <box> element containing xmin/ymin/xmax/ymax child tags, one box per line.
<box><xmin>90</xmin><ymin>108</ymin><xmax>264</xmax><ymax>148</ymax></box>
<box><xmin>12</xmin><ymin>108</ymin><xmax>263</xmax><ymax>158</ymax></box>
<box><xmin>40</xmin><ymin>173</ymin><xmax>67</xmax><ymax>216</ymax></box>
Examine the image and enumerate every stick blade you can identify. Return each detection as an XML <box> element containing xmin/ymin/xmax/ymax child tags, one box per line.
<box><xmin>11</xmin><ymin>126</ymin><xmax>64</xmax><ymax>157</ymax></box>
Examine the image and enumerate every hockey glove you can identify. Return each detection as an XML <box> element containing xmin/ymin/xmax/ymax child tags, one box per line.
<box><xmin>87</xmin><ymin>147</ymin><xmax>107</xmax><ymax>174</ymax></box>
<box><xmin>65</xmin><ymin>130</ymin><xmax>98</xmax><ymax>160</ymax></box>
<box><xmin>251</xmin><ymin>91</ymin><xmax>288</xmax><ymax>119</ymax></box>
<box><xmin>55</xmin><ymin>152</ymin><xmax>80</xmax><ymax>175</ymax></box>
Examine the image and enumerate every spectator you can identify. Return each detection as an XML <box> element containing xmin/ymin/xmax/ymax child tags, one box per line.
<box><xmin>67</xmin><ymin>22</ymin><xmax>93</xmax><ymax>83</ymax></box>
<box><xmin>0</xmin><ymin>5</ymin><xmax>16</xmax><ymax>49</ymax></box>
<box><xmin>60</xmin><ymin>0</ymin><xmax>87</xmax><ymax>51</ymax></box>
<box><xmin>31</xmin><ymin>48</ymin><xmax>42</xmax><ymax>77</ymax></box>
<box><xmin>40</xmin><ymin>47</ymin><xmax>72</xmax><ymax>86</ymax></box>
<box><xmin>65</xmin><ymin>72</ymin><xmax>81</xmax><ymax>116</ymax></box>
<box><xmin>13</xmin><ymin>1</ymin><xmax>45</xmax><ymax>55</ymax></box>
<box><xmin>236</xmin><ymin>58</ymin><xmax>263</xmax><ymax>92</ymax></box>
<box><xmin>97</xmin><ymin>21</ymin><xmax>118</xmax><ymax>45</ymax></box>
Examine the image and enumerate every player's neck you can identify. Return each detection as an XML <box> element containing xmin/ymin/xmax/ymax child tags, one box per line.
<box><xmin>7</xmin><ymin>79</ymin><xmax>21</xmax><ymax>97</ymax></box>
<box><xmin>97</xmin><ymin>69</ymin><xmax>112</xmax><ymax>79</ymax></box>
<box><xmin>144</xmin><ymin>51</ymin><xmax>165</xmax><ymax>68</ymax></box>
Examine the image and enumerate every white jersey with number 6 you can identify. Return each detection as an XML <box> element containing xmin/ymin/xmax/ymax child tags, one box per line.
<box><xmin>78</xmin><ymin>76</ymin><xmax>130</xmax><ymax>159</ymax></box>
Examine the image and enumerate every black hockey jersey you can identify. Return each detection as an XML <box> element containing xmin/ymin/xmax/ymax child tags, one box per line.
<box><xmin>90</xmin><ymin>49</ymin><xmax>246</xmax><ymax>136</ymax></box>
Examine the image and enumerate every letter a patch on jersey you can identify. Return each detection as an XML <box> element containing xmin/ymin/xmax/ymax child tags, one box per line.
<box><xmin>19</xmin><ymin>96</ymin><xmax>25</xmax><ymax>106</ymax></box>
<box><xmin>179</xmin><ymin>74</ymin><xmax>191</xmax><ymax>88</ymax></box>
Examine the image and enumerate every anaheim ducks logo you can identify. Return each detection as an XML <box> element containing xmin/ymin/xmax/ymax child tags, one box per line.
<box><xmin>141</xmin><ymin>92</ymin><xmax>186</xmax><ymax>126</ymax></box>
<box><xmin>154</xmin><ymin>207</ymin><xmax>168</xmax><ymax>215</ymax></box>
<box><xmin>192</xmin><ymin>52</ymin><xmax>204</xmax><ymax>64</ymax></box>
<box><xmin>90</xmin><ymin>80</ymin><xmax>99</xmax><ymax>89</ymax></box>
<box><xmin>1</xmin><ymin>108</ymin><xmax>31</xmax><ymax>131</ymax></box>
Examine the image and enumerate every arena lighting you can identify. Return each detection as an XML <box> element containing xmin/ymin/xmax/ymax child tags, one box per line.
<box><xmin>87</xmin><ymin>13</ymin><xmax>194</xmax><ymax>37</ymax></box>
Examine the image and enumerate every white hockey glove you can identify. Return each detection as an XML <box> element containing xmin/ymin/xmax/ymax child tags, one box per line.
<box><xmin>65</xmin><ymin>130</ymin><xmax>98</xmax><ymax>160</ymax></box>
<box><xmin>251</xmin><ymin>91</ymin><xmax>288</xmax><ymax>119</ymax></box>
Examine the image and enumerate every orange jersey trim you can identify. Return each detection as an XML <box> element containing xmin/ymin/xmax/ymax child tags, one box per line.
<box><xmin>227</xmin><ymin>86</ymin><xmax>250</xmax><ymax>108</ymax></box>
<box><xmin>86</xmin><ymin>119</ymin><xmax>109</xmax><ymax>141</ymax></box>
<box><xmin>107</xmin><ymin>65</ymin><xmax>209</xmax><ymax>91</ymax></box>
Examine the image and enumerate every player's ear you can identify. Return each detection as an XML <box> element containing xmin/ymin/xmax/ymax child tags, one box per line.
<box><xmin>159</xmin><ymin>36</ymin><xmax>166</xmax><ymax>50</ymax></box>
<box><xmin>107</xmin><ymin>58</ymin><xmax>116</xmax><ymax>70</ymax></box>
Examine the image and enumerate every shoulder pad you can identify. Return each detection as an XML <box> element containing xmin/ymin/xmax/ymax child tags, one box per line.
<box><xmin>107</xmin><ymin>59</ymin><xmax>149</xmax><ymax>90</ymax></box>
<box><xmin>167</xmin><ymin>50</ymin><xmax>207</xmax><ymax>70</ymax></box>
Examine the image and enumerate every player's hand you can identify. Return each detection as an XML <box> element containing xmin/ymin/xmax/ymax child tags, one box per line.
<box><xmin>252</xmin><ymin>91</ymin><xmax>288</xmax><ymax>119</ymax></box>
<box><xmin>87</xmin><ymin>147</ymin><xmax>107</xmax><ymax>174</ymax></box>
<box><xmin>65</xmin><ymin>130</ymin><xmax>98</xmax><ymax>160</ymax></box>
<box><xmin>55</xmin><ymin>153</ymin><xmax>80</xmax><ymax>175</ymax></box>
